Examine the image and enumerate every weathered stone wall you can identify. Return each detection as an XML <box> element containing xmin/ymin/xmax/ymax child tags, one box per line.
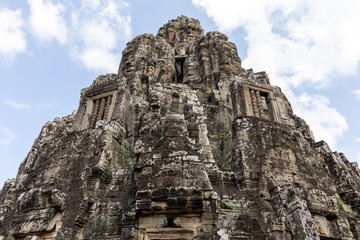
<box><xmin>1</xmin><ymin>15</ymin><xmax>360</xmax><ymax>240</ymax></box>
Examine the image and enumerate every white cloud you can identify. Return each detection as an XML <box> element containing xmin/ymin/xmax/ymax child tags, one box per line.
<box><xmin>0</xmin><ymin>8</ymin><xmax>26</xmax><ymax>62</ymax></box>
<box><xmin>77</xmin><ymin>48</ymin><xmax>119</xmax><ymax>73</ymax></box>
<box><xmin>193</xmin><ymin>0</ymin><xmax>360</xmax><ymax>88</ymax></box>
<box><xmin>81</xmin><ymin>0</ymin><xmax>101</xmax><ymax>10</ymax></box>
<box><xmin>0</xmin><ymin>127</ymin><xmax>15</xmax><ymax>147</ymax></box>
<box><xmin>5</xmin><ymin>100</ymin><xmax>32</xmax><ymax>110</ymax></box>
<box><xmin>355</xmin><ymin>138</ymin><xmax>360</xmax><ymax>142</ymax></box>
<box><xmin>352</xmin><ymin>89</ymin><xmax>360</xmax><ymax>99</ymax></box>
<box><xmin>193</xmin><ymin>0</ymin><xmax>359</xmax><ymax>148</ymax></box>
<box><xmin>5</xmin><ymin>99</ymin><xmax>57</xmax><ymax>111</ymax></box>
<box><xmin>28</xmin><ymin>0</ymin><xmax>67</xmax><ymax>43</ymax></box>
<box><xmin>291</xmin><ymin>93</ymin><xmax>348</xmax><ymax>148</ymax></box>
<box><xmin>36</xmin><ymin>101</ymin><xmax>57</xmax><ymax>110</ymax></box>
<box><xmin>0</xmin><ymin>0</ymin><xmax>132</xmax><ymax>72</ymax></box>
<box><xmin>71</xmin><ymin>0</ymin><xmax>132</xmax><ymax>72</ymax></box>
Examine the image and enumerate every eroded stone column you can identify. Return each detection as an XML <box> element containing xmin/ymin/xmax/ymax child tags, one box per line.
<box><xmin>89</xmin><ymin>99</ymin><xmax>100</xmax><ymax>128</ymax></box>
<box><xmin>103</xmin><ymin>95</ymin><xmax>112</xmax><ymax>120</ymax></box>
<box><xmin>250</xmin><ymin>89</ymin><xmax>259</xmax><ymax>117</ymax></box>
<box><xmin>96</xmin><ymin>97</ymin><xmax>106</xmax><ymax>122</ymax></box>
<box><xmin>256</xmin><ymin>90</ymin><xmax>265</xmax><ymax>118</ymax></box>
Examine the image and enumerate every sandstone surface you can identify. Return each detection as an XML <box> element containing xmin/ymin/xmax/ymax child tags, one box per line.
<box><xmin>1</xmin><ymin>16</ymin><xmax>360</xmax><ymax>240</ymax></box>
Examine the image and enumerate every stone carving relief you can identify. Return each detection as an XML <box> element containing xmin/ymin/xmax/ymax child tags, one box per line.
<box><xmin>1</xmin><ymin>16</ymin><xmax>360</xmax><ymax>240</ymax></box>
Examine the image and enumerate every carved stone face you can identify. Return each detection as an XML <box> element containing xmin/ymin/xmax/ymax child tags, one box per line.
<box><xmin>2</xmin><ymin>16</ymin><xmax>359</xmax><ymax>240</ymax></box>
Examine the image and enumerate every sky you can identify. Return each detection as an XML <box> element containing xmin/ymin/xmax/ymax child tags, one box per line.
<box><xmin>0</xmin><ymin>0</ymin><xmax>360</xmax><ymax>187</ymax></box>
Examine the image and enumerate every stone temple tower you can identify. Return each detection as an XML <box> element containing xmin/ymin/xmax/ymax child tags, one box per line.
<box><xmin>1</xmin><ymin>16</ymin><xmax>360</xmax><ymax>240</ymax></box>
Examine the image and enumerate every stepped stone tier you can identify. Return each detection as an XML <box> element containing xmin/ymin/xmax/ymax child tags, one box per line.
<box><xmin>1</xmin><ymin>15</ymin><xmax>360</xmax><ymax>240</ymax></box>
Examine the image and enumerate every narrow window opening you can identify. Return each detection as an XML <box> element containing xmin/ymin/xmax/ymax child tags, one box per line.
<box><xmin>175</xmin><ymin>57</ymin><xmax>185</xmax><ymax>83</ymax></box>
<box><xmin>259</xmin><ymin>91</ymin><xmax>272</xmax><ymax>120</ymax></box>
<box><xmin>167</xmin><ymin>217</ymin><xmax>174</xmax><ymax>227</ymax></box>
